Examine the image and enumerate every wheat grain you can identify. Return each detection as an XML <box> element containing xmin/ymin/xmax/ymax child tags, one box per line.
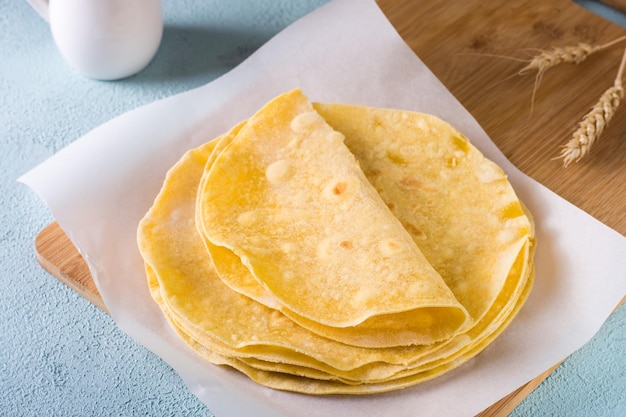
<box><xmin>521</xmin><ymin>43</ymin><xmax>596</xmax><ymax>115</ymax></box>
<box><xmin>519</xmin><ymin>43</ymin><xmax>597</xmax><ymax>76</ymax></box>
<box><xmin>558</xmin><ymin>84</ymin><xmax>623</xmax><ymax>166</ymax></box>
<box><xmin>558</xmin><ymin>47</ymin><xmax>626</xmax><ymax>167</ymax></box>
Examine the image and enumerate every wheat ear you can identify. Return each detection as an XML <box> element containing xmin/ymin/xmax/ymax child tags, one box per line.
<box><xmin>519</xmin><ymin>37</ymin><xmax>626</xmax><ymax>114</ymax></box>
<box><xmin>519</xmin><ymin>36</ymin><xmax>626</xmax><ymax>76</ymax></box>
<box><xmin>558</xmin><ymin>47</ymin><xmax>626</xmax><ymax>167</ymax></box>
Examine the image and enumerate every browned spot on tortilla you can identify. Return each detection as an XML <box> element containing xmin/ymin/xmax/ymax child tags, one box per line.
<box><xmin>399</xmin><ymin>177</ymin><xmax>422</xmax><ymax>190</ymax></box>
<box><xmin>403</xmin><ymin>222</ymin><xmax>426</xmax><ymax>240</ymax></box>
<box><xmin>332</xmin><ymin>181</ymin><xmax>348</xmax><ymax>195</ymax></box>
<box><xmin>339</xmin><ymin>240</ymin><xmax>353</xmax><ymax>249</ymax></box>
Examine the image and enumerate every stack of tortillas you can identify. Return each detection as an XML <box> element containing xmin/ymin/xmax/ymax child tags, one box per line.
<box><xmin>137</xmin><ymin>89</ymin><xmax>535</xmax><ymax>395</ymax></box>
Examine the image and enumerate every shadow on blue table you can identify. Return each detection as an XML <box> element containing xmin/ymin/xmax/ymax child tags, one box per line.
<box><xmin>125</xmin><ymin>24</ymin><xmax>270</xmax><ymax>85</ymax></box>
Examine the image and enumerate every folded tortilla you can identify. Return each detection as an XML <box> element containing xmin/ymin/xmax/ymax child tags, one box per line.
<box><xmin>196</xmin><ymin>89</ymin><xmax>471</xmax><ymax>348</ymax></box>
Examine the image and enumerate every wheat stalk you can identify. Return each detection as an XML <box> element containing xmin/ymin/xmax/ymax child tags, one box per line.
<box><xmin>518</xmin><ymin>36</ymin><xmax>626</xmax><ymax>115</ymax></box>
<box><xmin>558</xmin><ymin>46</ymin><xmax>626</xmax><ymax>167</ymax></box>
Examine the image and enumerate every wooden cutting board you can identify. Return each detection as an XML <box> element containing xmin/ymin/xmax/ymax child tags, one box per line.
<box><xmin>35</xmin><ymin>0</ymin><xmax>626</xmax><ymax>416</ymax></box>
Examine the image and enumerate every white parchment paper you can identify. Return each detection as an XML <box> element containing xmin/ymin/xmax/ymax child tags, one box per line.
<box><xmin>20</xmin><ymin>0</ymin><xmax>626</xmax><ymax>416</ymax></box>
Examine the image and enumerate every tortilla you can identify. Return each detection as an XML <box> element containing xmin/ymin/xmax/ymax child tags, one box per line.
<box><xmin>137</xmin><ymin>88</ymin><xmax>535</xmax><ymax>395</ymax></box>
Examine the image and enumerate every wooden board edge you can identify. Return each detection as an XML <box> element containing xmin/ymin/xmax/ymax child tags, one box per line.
<box><xmin>477</xmin><ymin>363</ymin><xmax>561</xmax><ymax>416</ymax></box>
<box><xmin>599</xmin><ymin>0</ymin><xmax>626</xmax><ymax>14</ymax></box>
<box><xmin>34</xmin><ymin>221</ymin><xmax>108</xmax><ymax>313</ymax></box>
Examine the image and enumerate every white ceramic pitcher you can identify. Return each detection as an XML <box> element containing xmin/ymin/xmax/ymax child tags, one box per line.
<box><xmin>26</xmin><ymin>0</ymin><xmax>163</xmax><ymax>80</ymax></box>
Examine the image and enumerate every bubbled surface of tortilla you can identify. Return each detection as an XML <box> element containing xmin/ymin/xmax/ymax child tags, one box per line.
<box><xmin>196</xmin><ymin>89</ymin><xmax>470</xmax><ymax>347</ymax></box>
<box><xmin>313</xmin><ymin>102</ymin><xmax>534</xmax><ymax>329</ymax></box>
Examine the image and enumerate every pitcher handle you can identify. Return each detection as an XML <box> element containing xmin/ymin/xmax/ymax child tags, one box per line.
<box><xmin>25</xmin><ymin>0</ymin><xmax>49</xmax><ymax>21</ymax></box>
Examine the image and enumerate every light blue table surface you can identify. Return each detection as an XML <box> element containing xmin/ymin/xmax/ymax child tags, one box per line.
<box><xmin>1</xmin><ymin>0</ymin><xmax>625</xmax><ymax>416</ymax></box>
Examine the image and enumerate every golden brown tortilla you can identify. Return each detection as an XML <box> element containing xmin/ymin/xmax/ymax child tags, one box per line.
<box><xmin>137</xmin><ymin>88</ymin><xmax>535</xmax><ymax>395</ymax></box>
